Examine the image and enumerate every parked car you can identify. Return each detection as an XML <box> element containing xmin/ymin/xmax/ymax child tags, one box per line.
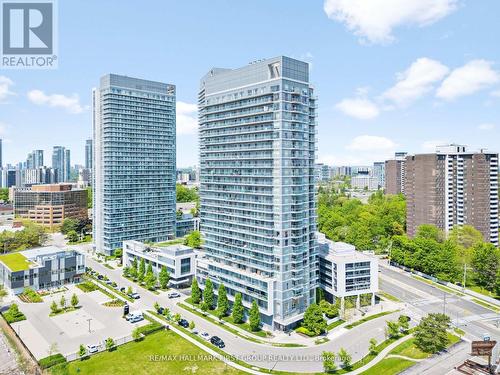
<box><xmin>126</xmin><ymin>311</ymin><xmax>143</xmax><ymax>321</ymax></box>
<box><xmin>210</xmin><ymin>336</ymin><xmax>225</xmax><ymax>348</ymax></box>
<box><xmin>191</xmin><ymin>328</ymin><xmax>199</xmax><ymax>335</ymax></box>
<box><xmin>120</xmin><ymin>287</ymin><xmax>126</xmax><ymax>293</ymax></box>
<box><xmin>87</xmin><ymin>344</ymin><xmax>98</xmax><ymax>354</ymax></box>
<box><xmin>97</xmin><ymin>275</ymin><xmax>104</xmax><ymax>280</ymax></box>
<box><xmin>128</xmin><ymin>293</ymin><xmax>140</xmax><ymax>299</ymax></box>
<box><xmin>105</xmin><ymin>280</ymin><xmax>113</xmax><ymax>285</ymax></box>
<box><xmin>168</xmin><ymin>292</ymin><xmax>181</xmax><ymax>299</ymax></box>
<box><xmin>200</xmin><ymin>332</ymin><xmax>210</xmax><ymax>341</ymax></box>
<box><xmin>178</xmin><ymin>319</ymin><xmax>189</xmax><ymax>328</ymax></box>
<box><xmin>130</xmin><ymin>315</ymin><xmax>144</xmax><ymax>323</ymax></box>
<box><xmin>157</xmin><ymin>307</ymin><xmax>164</xmax><ymax>315</ymax></box>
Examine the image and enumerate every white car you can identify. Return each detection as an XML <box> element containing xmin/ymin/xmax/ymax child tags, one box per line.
<box><xmin>168</xmin><ymin>292</ymin><xmax>181</xmax><ymax>299</ymax></box>
<box><xmin>87</xmin><ymin>344</ymin><xmax>98</xmax><ymax>354</ymax></box>
<box><xmin>200</xmin><ymin>332</ymin><xmax>210</xmax><ymax>341</ymax></box>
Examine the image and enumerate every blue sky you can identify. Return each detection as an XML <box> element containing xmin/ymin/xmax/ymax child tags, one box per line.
<box><xmin>1</xmin><ymin>0</ymin><xmax>499</xmax><ymax>167</ymax></box>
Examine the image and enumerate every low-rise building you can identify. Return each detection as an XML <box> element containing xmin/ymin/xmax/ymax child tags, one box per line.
<box><xmin>350</xmin><ymin>176</ymin><xmax>379</xmax><ymax>191</ymax></box>
<box><xmin>0</xmin><ymin>246</ymin><xmax>85</xmax><ymax>294</ymax></box>
<box><xmin>176</xmin><ymin>213</ymin><xmax>200</xmax><ymax>237</ymax></box>
<box><xmin>123</xmin><ymin>240</ymin><xmax>196</xmax><ymax>288</ymax></box>
<box><xmin>13</xmin><ymin>184</ymin><xmax>88</xmax><ymax>229</ymax></box>
<box><xmin>317</xmin><ymin>233</ymin><xmax>378</xmax><ymax>310</ymax></box>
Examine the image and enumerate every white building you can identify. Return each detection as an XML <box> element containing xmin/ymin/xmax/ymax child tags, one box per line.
<box><xmin>123</xmin><ymin>240</ymin><xmax>196</xmax><ymax>288</ymax></box>
<box><xmin>317</xmin><ymin>233</ymin><xmax>378</xmax><ymax>310</ymax></box>
<box><xmin>351</xmin><ymin>176</ymin><xmax>379</xmax><ymax>191</ymax></box>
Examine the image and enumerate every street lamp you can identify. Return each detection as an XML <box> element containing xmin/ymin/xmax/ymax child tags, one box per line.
<box><xmin>87</xmin><ymin>318</ymin><xmax>92</xmax><ymax>333</ymax></box>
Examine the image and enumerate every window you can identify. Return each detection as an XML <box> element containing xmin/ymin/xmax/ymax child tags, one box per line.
<box><xmin>180</xmin><ymin>258</ymin><xmax>191</xmax><ymax>275</ymax></box>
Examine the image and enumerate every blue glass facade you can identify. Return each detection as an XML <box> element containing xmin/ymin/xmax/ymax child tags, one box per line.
<box><xmin>198</xmin><ymin>57</ymin><xmax>318</xmax><ymax>330</ymax></box>
<box><xmin>93</xmin><ymin>74</ymin><xmax>176</xmax><ymax>255</ymax></box>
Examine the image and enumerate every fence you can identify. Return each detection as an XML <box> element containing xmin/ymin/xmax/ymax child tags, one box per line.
<box><xmin>0</xmin><ymin>313</ymin><xmax>42</xmax><ymax>375</ymax></box>
<box><xmin>65</xmin><ymin>333</ymin><xmax>135</xmax><ymax>362</ymax></box>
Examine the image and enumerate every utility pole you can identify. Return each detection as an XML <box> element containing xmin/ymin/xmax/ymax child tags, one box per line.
<box><xmin>443</xmin><ymin>292</ymin><xmax>446</xmax><ymax>316</ymax></box>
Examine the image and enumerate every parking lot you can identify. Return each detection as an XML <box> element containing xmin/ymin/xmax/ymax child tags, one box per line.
<box><xmin>11</xmin><ymin>284</ymin><xmax>147</xmax><ymax>359</ymax></box>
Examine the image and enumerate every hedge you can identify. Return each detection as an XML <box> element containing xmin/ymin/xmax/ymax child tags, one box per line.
<box><xmin>135</xmin><ymin>321</ymin><xmax>164</xmax><ymax>336</ymax></box>
<box><xmin>39</xmin><ymin>353</ymin><xmax>67</xmax><ymax>369</ymax></box>
<box><xmin>295</xmin><ymin>326</ymin><xmax>317</xmax><ymax>337</ymax></box>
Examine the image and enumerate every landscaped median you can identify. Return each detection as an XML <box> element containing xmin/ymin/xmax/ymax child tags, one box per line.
<box><xmin>344</xmin><ymin>310</ymin><xmax>398</xmax><ymax>329</ymax></box>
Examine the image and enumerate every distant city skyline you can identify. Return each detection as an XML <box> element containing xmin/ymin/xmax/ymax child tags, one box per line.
<box><xmin>0</xmin><ymin>1</ymin><xmax>499</xmax><ymax>168</ymax></box>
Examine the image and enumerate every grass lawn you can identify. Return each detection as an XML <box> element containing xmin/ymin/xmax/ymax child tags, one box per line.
<box><xmin>345</xmin><ymin>310</ymin><xmax>397</xmax><ymax>329</ymax></box>
<box><xmin>156</xmin><ymin>238</ymin><xmax>186</xmax><ymax>247</ymax></box>
<box><xmin>0</xmin><ymin>252</ymin><xmax>33</xmax><ymax>272</ymax></box>
<box><xmin>358</xmin><ymin>357</ymin><xmax>415</xmax><ymax>375</ymax></box>
<box><xmin>378</xmin><ymin>292</ymin><xmax>401</xmax><ymax>302</ymax></box>
<box><xmin>50</xmin><ymin>330</ymin><xmax>246</xmax><ymax>375</ymax></box>
<box><xmin>468</xmin><ymin>285</ymin><xmax>500</xmax><ymax>300</ymax></box>
<box><xmin>472</xmin><ymin>298</ymin><xmax>500</xmax><ymax>313</ymax></box>
<box><xmin>49</xmin><ymin>306</ymin><xmax>80</xmax><ymax>317</ymax></box>
<box><xmin>327</xmin><ymin>319</ymin><xmax>345</xmax><ymax>331</ymax></box>
<box><xmin>389</xmin><ymin>338</ymin><xmax>429</xmax><ymax>359</ymax></box>
<box><xmin>447</xmin><ymin>332</ymin><xmax>461</xmax><ymax>346</ymax></box>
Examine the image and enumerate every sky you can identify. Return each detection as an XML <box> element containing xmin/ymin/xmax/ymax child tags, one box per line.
<box><xmin>1</xmin><ymin>0</ymin><xmax>500</xmax><ymax>167</ymax></box>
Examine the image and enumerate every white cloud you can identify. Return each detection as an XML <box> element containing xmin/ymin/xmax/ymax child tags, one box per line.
<box><xmin>27</xmin><ymin>89</ymin><xmax>87</xmax><ymax>114</ymax></box>
<box><xmin>421</xmin><ymin>140</ymin><xmax>446</xmax><ymax>152</ymax></box>
<box><xmin>491</xmin><ymin>90</ymin><xmax>500</xmax><ymax>97</ymax></box>
<box><xmin>478</xmin><ymin>123</ymin><xmax>496</xmax><ymax>131</ymax></box>
<box><xmin>321</xmin><ymin>135</ymin><xmax>397</xmax><ymax>165</ymax></box>
<box><xmin>323</xmin><ymin>0</ymin><xmax>458</xmax><ymax>44</ymax></box>
<box><xmin>382</xmin><ymin>58</ymin><xmax>449</xmax><ymax>106</ymax></box>
<box><xmin>436</xmin><ymin>60</ymin><xmax>500</xmax><ymax>100</ymax></box>
<box><xmin>335</xmin><ymin>97</ymin><xmax>380</xmax><ymax>120</ymax></box>
<box><xmin>176</xmin><ymin>101</ymin><xmax>197</xmax><ymax>135</ymax></box>
<box><xmin>0</xmin><ymin>76</ymin><xmax>15</xmax><ymax>102</ymax></box>
<box><xmin>346</xmin><ymin>135</ymin><xmax>396</xmax><ymax>152</ymax></box>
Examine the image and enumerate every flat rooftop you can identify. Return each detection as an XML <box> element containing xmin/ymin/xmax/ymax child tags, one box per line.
<box><xmin>21</xmin><ymin>246</ymin><xmax>68</xmax><ymax>259</ymax></box>
<box><xmin>0</xmin><ymin>252</ymin><xmax>34</xmax><ymax>272</ymax></box>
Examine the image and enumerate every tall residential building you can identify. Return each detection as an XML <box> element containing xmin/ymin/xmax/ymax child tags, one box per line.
<box><xmin>64</xmin><ymin>149</ymin><xmax>71</xmax><ymax>181</ymax></box>
<box><xmin>197</xmin><ymin>56</ymin><xmax>318</xmax><ymax>330</ymax></box>
<box><xmin>406</xmin><ymin>144</ymin><xmax>499</xmax><ymax>246</ymax></box>
<box><xmin>373</xmin><ymin>162</ymin><xmax>385</xmax><ymax>189</ymax></box>
<box><xmin>27</xmin><ymin>150</ymin><xmax>44</xmax><ymax>169</ymax></box>
<box><xmin>384</xmin><ymin>152</ymin><xmax>407</xmax><ymax>195</ymax></box>
<box><xmin>93</xmin><ymin>74</ymin><xmax>176</xmax><ymax>255</ymax></box>
<box><xmin>85</xmin><ymin>139</ymin><xmax>93</xmax><ymax>169</ymax></box>
<box><xmin>52</xmin><ymin>146</ymin><xmax>68</xmax><ymax>182</ymax></box>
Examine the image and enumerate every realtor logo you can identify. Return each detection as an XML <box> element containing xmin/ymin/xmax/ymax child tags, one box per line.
<box><xmin>1</xmin><ymin>0</ymin><xmax>57</xmax><ymax>69</ymax></box>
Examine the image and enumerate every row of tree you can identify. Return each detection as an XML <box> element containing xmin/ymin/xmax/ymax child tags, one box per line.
<box><xmin>123</xmin><ymin>257</ymin><xmax>170</xmax><ymax>290</ymax></box>
<box><xmin>191</xmin><ymin>278</ymin><xmax>261</xmax><ymax>331</ymax></box>
<box><xmin>318</xmin><ymin>189</ymin><xmax>406</xmax><ymax>252</ymax></box>
<box><xmin>391</xmin><ymin>224</ymin><xmax>500</xmax><ymax>294</ymax></box>
<box><xmin>176</xmin><ymin>184</ymin><xmax>199</xmax><ymax>203</ymax></box>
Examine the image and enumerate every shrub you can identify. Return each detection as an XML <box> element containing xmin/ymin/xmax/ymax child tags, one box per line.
<box><xmin>135</xmin><ymin>321</ymin><xmax>164</xmax><ymax>336</ymax></box>
<box><xmin>3</xmin><ymin>303</ymin><xmax>26</xmax><ymax>323</ymax></box>
<box><xmin>295</xmin><ymin>326</ymin><xmax>317</xmax><ymax>337</ymax></box>
<box><xmin>38</xmin><ymin>353</ymin><xmax>67</xmax><ymax>369</ymax></box>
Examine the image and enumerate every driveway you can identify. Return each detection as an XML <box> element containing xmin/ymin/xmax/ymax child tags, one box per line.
<box><xmin>87</xmin><ymin>257</ymin><xmax>403</xmax><ymax>373</ymax></box>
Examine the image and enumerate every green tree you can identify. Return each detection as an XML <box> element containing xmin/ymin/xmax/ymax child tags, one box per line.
<box><xmin>398</xmin><ymin>315</ymin><xmax>410</xmax><ymax>333</ymax></box>
<box><xmin>189</xmin><ymin>321</ymin><xmax>195</xmax><ymax>330</ymax></box>
<box><xmin>50</xmin><ymin>301</ymin><xmax>58</xmax><ymax>314</ymax></box>
<box><xmin>386</xmin><ymin>320</ymin><xmax>400</xmax><ymax>339</ymax></box>
<box><xmin>127</xmin><ymin>286</ymin><xmax>133</xmax><ymax>295</ymax></box>
<box><xmin>303</xmin><ymin>303</ymin><xmax>327</xmax><ymax>335</ymax></box>
<box><xmin>176</xmin><ymin>184</ymin><xmax>199</xmax><ymax>203</ymax></box>
<box><xmin>154</xmin><ymin>302</ymin><xmax>160</xmax><ymax>311</ymax></box>
<box><xmin>369</xmin><ymin>338</ymin><xmax>378</xmax><ymax>355</ymax></box>
<box><xmin>322</xmin><ymin>351</ymin><xmax>337</xmax><ymax>373</ymax></box>
<box><xmin>232</xmin><ymin>292</ymin><xmax>244</xmax><ymax>324</ymax></box>
<box><xmin>159</xmin><ymin>266</ymin><xmax>170</xmax><ymax>290</ymax></box>
<box><xmin>132</xmin><ymin>328</ymin><xmax>141</xmax><ymax>341</ymax></box>
<box><xmin>184</xmin><ymin>231</ymin><xmax>202</xmax><ymax>249</ymax></box>
<box><xmin>203</xmin><ymin>279</ymin><xmax>214</xmax><ymax>310</ymax></box>
<box><xmin>60</xmin><ymin>295</ymin><xmax>66</xmax><ymax>310</ymax></box>
<box><xmin>416</xmin><ymin>224</ymin><xmax>444</xmax><ymax>242</ymax></box>
<box><xmin>338</xmin><ymin>348</ymin><xmax>352</xmax><ymax>369</ymax></box>
<box><xmin>173</xmin><ymin>313</ymin><xmax>181</xmax><ymax>322</ymax></box>
<box><xmin>249</xmin><ymin>300</ymin><xmax>261</xmax><ymax>332</ymax></box>
<box><xmin>138</xmin><ymin>258</ymin><xmax>146</xmax><ymax>282</ymax></box>
<box><xmin>217</xmin><ymin>283</ymin><xmax>229</xmax><ymax>317</ymax></box>
<box><xmin>0</xmin><ymin>188</ymin><xmax>9</xmax><ymax>202</ymax></box>
<box><xmin>61</xmin><ymin>218</ymin><xmax>78</xmax><ymax>235</ymax></box>
<box><xmin>78</xmin><ymin>344</ymin><xmax>86</xmax><ymax>359</ymax></box>
<box><xmin>471</xmin><ymin>242</ymin><xmax>500</xmax><ymax>291</ymax></box>
<box><xmin>0</xmin><ymin>285</ymin><xmax>7</xmax><ymax>303</ymax></box>
<box><xmin>71</xmin><ymin>293</ymin><xmax>79</xmax><ymax>308</ymax></box>
<box><xmin>86</xmin><ymin>187</ymin><xmax>92</xmax><ymax>208</ymax></box>
<box><xmin>105</xmin><ymin>337</ymin><xmax>115</xmax><ymax>351</ymax></box>
<box><xmin>191</xmin><ymin>278</ymin><xmax>201</xmax><ymax>304</ymax></box>
<box><xmin>414</xmin><ymin>313</ymin><xmax>451</xmax><ymax>353</ymax></box>
<box><xmin>145</xmin><ymin>271</ymin><xmax>157</xmax><ymax>290</ymax></box>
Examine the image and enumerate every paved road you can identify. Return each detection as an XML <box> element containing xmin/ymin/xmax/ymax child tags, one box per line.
<box><xmin>0</xmin><ymin>331</ymin><xmax>22</xmax><ymax>375</ymax></box>
<box><xmin>87</xmin><ymin>256</ymin><xmax>401</xmax><ymax>373</ymax></box>
<box><xmin>380</xmin><ymin>264</ymin><xmax>500</xmax><ymax>372</ymax></box>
